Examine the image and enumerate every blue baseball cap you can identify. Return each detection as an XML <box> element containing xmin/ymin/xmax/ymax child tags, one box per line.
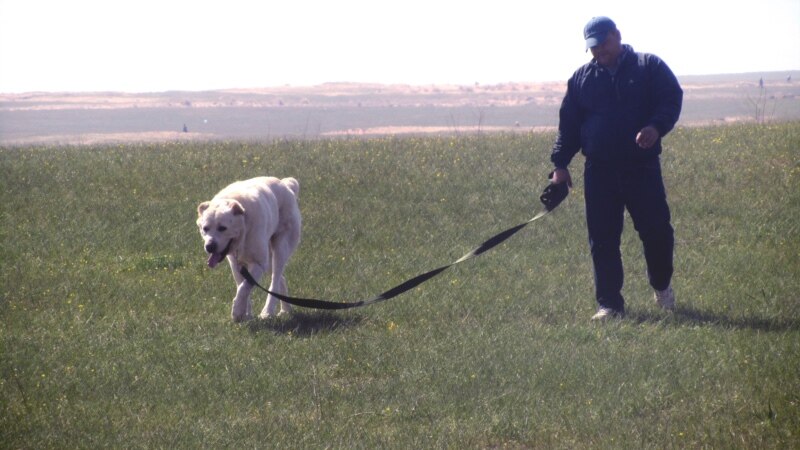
<box><xmin>584</xmin><ymin>16</ymin><xmax>616</xmax><ymax>50</ymax></box>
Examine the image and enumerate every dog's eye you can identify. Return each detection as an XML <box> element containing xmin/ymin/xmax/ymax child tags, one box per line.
<box><xmin>218</xmin><ymin>225</ymin><xmax>227</xmax><ymax>232</ymax></box>
<box><xmin>202</xmin><ymin>226</ymin><xmax>210</xmax><ymax>232</ymax></box>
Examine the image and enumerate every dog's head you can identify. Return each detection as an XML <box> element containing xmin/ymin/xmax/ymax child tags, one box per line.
<box><xmin>196</xmin><ymin>199</ymin><xmax>246</xmax><ymax>268</ymax></box>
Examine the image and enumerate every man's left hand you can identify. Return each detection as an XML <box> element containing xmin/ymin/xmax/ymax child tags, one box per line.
<box><xmin>636</xmin><ymin>125</ymin><xmax>660</xmax><ymax>149</ymax></box>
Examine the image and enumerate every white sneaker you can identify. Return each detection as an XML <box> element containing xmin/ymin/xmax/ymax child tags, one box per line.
<box><xmin>654</xmin><ymin>286</ymin><xmax>675</xmax><ymax>310</ymax></box>
<box><xmin>591</xmin><ymin>307</ymin><xmax>624</xmax><ymax>321</ymax></box>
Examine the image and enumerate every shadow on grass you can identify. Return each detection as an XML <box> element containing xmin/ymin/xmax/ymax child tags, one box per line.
<box><xmin>246</xmin><ymin>311</ymin><xmax>364</xmax><ymax>337</ymax></box>
<box><xmin>628</xmin><ymin>305</ymin><xmax>800</xmax><ymax>332</ymax></box>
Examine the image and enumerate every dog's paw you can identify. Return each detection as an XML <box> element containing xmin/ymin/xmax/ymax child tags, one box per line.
<box><xmin>231</xmin><ymin>312</ymin><xmax>253</xmax><ymax>323</ymax></box>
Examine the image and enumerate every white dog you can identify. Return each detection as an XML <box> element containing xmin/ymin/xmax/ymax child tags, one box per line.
<box><xmin>197</xmin><ymin>177</ymin><xmax>301</xmax><ymax>322</ymax></box>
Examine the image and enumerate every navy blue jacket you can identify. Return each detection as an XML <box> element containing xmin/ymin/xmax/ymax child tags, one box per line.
<box><xmin>550</xmin><ymin>45</ymin><xmax>683</xmax><ymax>169</ymax></box>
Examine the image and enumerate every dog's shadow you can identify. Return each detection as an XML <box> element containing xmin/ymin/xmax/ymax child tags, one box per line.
<box><xmin>247</xmin><ymin>311</ymin><xmax>364</xmax><ymax>337</ymax></box>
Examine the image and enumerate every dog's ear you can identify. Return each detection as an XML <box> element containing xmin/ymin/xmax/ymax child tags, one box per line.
<box><xmin>229</xmin><ymin>200</ymin><xmax>245</xmax><ymax>216</ymax></box>
<box><xmin>197</xmin><ymin>201</ymin><xmax>211</xmax><ymax>217</ymax></box>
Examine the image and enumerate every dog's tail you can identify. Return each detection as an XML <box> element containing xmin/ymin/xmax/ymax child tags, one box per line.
<box><xmin>281</xmin><ymin>177</ymin><xmax>300</xmax><ymax>198</ymax></box>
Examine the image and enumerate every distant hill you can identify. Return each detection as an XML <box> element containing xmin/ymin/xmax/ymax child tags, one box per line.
<box><xmin>677</xmin><ymin>71</ymin><xmax>795</xmax><ymax>84</ymax></box>
<box><xmin>1</xmin><ymin>72</ymin><xmax>797</xmax><ymax>145</ymax></box>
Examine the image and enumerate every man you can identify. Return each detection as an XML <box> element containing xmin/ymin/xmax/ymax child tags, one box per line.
<box><xmin>549</xmin><ymin>17</ymin><xmax>683</xmax><ymax>320</ymax></box>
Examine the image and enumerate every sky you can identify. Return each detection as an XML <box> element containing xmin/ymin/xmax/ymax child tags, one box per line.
<box><xmin>0</xmin><ymin>0</ymin><xmax>798</xmax><ymax>93</ymax></box>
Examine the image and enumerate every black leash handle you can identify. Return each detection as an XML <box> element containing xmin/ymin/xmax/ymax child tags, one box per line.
<box><xmin>241</xmin><ymin>209</ymin><xmax>551</xmax><ymax>310</ymax></box>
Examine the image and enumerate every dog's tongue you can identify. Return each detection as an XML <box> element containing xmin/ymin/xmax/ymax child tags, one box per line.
<box><xmin>207</xmin><ymin>252</ymin><xmax>224</xmax><ymax>268</ymax></box>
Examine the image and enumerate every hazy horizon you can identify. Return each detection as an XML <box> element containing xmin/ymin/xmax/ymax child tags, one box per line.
<box><xmin>0</xmin><ymin>70</ymin><xmax>795</xmax><ymax>96</ymax></box>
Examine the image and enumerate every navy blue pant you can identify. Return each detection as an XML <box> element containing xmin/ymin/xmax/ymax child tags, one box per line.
<box><xmin>583</xmin><ymin>158</ymin><xmax>674</xmax><ymax>312</ymax></box>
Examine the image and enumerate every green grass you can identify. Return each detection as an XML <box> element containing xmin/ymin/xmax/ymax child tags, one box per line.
<box><xmin>1</xmin><ymin>123</ymin><xmax>799</xmax><ymax>448</ymax></box>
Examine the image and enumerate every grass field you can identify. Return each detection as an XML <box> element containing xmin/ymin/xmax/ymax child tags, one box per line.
<box><xmin>1</xmin><ymin>123</ymin><xmax>799</xmax><ymax>448</ymax></box>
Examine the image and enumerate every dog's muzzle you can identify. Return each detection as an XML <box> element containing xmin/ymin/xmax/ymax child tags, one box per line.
<box><xmin>206</xmin><ymin>239</ymin><xmax>233</xmax><ymax>268</ymax></box>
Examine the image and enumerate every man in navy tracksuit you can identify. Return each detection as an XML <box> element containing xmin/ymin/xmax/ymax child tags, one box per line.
<box><xmin>549</xmin><ymin>17</ymin><xmax>683</xmax><ymax>320</ymax></box>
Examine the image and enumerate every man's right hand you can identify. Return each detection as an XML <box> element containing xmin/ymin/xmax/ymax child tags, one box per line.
<box><xmin>551</xmin><ymin>168</ymin><xmax>573</xmax><ymax>187</ymax></box>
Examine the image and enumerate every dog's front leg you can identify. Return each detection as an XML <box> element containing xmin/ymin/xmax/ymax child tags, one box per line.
<box><xmin>259</xmin><ymin>280</ymin><xmax>281</xmax><ymax>319</ymax></box>
<box><xmin>261</xmin><ymin>238</ymin><xmax>294</xmax><ymax>319</ymax></box>
<box><xmin>259</xmin><ymin>275</ymin><xmax>290</xmax><ymax>319</ymax></box>
<box><xmin>230</xmin><ymin>263</ymin><xmax>259</xmax><ymax>322</ymax></box>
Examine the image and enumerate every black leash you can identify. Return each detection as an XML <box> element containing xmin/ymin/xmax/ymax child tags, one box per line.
<box><xmin>240</xmin><ymin>179</ymin><xmax>569</xmax><ymax>310</ymax></box>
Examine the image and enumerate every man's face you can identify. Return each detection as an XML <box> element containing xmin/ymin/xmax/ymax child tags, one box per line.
<box><xmin>589</xmin><ymin>29</ymin><xmax>622</xmax><ymax>67</ymax></box>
